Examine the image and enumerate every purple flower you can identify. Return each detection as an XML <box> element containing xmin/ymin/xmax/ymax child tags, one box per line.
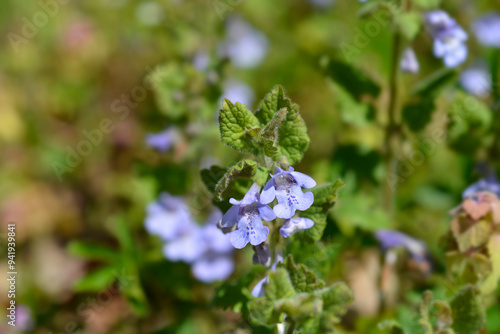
<box><xmin>459</xmin><ymin>65</ymin><xmax>492</xmax><ymax>97</ymax></box>
<box><xmin>280</xmin><ymin>217</ymin><xmax>315</xmax><ymax>238</ymax></box>
<box><xmin>145</xmin><ymin>127</ymin><xmax>179</xmax><ymax>152</ymax></box>
<box><xmin>144</xmin><ymin>193</ymin><xmax>193</xmax><ymax>241</ymax></box>
<box><xmin>15</xmin><ymin>305</ymin><xmax>34</xmax><ymax>331</ymax></box>
<box><xmin>253</xmin><ymin>243</ymin><xmax>271</xmax><ymax>266</ymax></box>
<box><xmin>400</xmin><ymin>48</ymin><xmax>419</xmax><ymax>74</ymax></box>
<box><xmin>220</xmin><ymin>17</ymin><xmax>269</xmax><ymax>69</ymax></box>
<box><xmin>375</xmin><ymin>229</ymin><xmax>428</xmax><ymax>263</ymax></box>
<box><xmin>158</xmin><ymin>208</ymin><xmax>235</xmax><ymax>282</ymax></box>
<box><xmin>260</xmin><ymin>167</ymin><xmax>316</xmax><ymax>219</ymax></box>
<box><xmin>425</xmin><ymin>10</ymin><xmax>468</xmax><ymax>68</ymax></box>
<box><xmin>220</xmin><ymin>79</ymin><xmax>255</xmax><ymax>108</ymax></box>
<box><xmin>473</xmin><ymin>12</ymin><xmax>500</xmax><ymax>48</ymax></box>
<box><xmin>463</xmin><ymin>172</ymin><xmax>500</xmax><ymax>199</ymax></box>
<box><xmin>221</xmin><ymin>184</ymin><xmax>276</xmax><ymax>249</ymax></box>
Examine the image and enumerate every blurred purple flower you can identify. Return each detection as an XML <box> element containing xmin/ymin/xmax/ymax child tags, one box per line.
<box><xmin>473</xmin><ymin>12</ymin><xmax>500</xmax><ymax>48</ymax></box>
<box><xmin>193</xmin><ymin>51</ymin><xmax>210</xmax><ymax>71</ymax></box>
<box><xmin>220</xmin><ymin>79</ymin><xmax>255</xmax><ymax>108</ymax></box>
<box><xmin>145</xmin><ymin>127</ymin><xmax>179</xmax><ymax>152</ymax></box>
<box><xmin>222</xmin><ymin>184</ymin><xmax>276</xmax><ymax>249</ymax></box>
<box><xmin>400</xmin><ymin>48</ymin><xmax>419</xmax><ymax>74</ymax></box>
<box><xmin>463</xmin><ymin>172</ymin><xmax>500</xmax><ymax>199</ymax></box>
<box><xmin>425</xmin><ymin>10</ymin><xmax>468</xmax><ymax>68</ymax></box>
<box><xmin>260</xmin><ymin>167</ymin><xmax>316</xmax><ymax>219</ymax></box>
<box><xmin>220</xmin><ymin>17</ymin><xmax>269</xmax><ymax>69</ymax></box>
<box><xmin>144</xmin><ymin>192</ymin><xmax>193</xmax><ymax>241</ymax></box>
<box><xmin>375</xmin><ymin>229</ymin><xmax>429</xmax><ymax>263</ymax></box>
<box><xmin>309</xmin><ymin>0</ymin><xmax>335</xmax><ymax>9</ymax></box>
<box><xmin>16</xmin><ymin>305</ymin><xmax>34</xmax><ymax>331</ymax></box>
<box><xmin>459</xmin><ymin>65</ymin><xmax>492</xmax><ymax>97</ymax></box>
<box><xmin>280</xmin><ymin>217</ymin><xmax>315</xmax><ymax>238</ymax></box>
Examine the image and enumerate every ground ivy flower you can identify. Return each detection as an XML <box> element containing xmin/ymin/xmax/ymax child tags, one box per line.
<box><xmin>400</xmin><ymin>48</ymin><xmax>419</xmax><ymax>74</ymax></box>
<box><xmin>375</xmin><ymin>229</ymin><xmax>429</xmax><ymax>265</ymax></box>
<box><xmin>144</xmin><ymin>192</ymin><xmax>193</xmax><ymax>241</ymax></box>
<box><xmin>463</xmin><ymin>172</ymin><xmax>500</xmax><ymax>199</ymax></box>
<box><xmin>221</xmin><ymin>183</ymin><xmax>276</xmax><ymax>249</ymax></box>
<box><xmin>220</xmin><ymin>17</ymin><xmax>269</xmax><ymax>69</ymax></box>
<box><xmin>220</xmin><ymin>79</ymin><xmax>255</xmax><ymax>108</ymax></box>
<box><xmin>161</xmin><ymin>209</ymin><xmax>235</xmax><ymax>282</ymax></box>
<box><xmin>145</xmin><ymin>127</ymin><xmax>179</xmax><ymax>152</ymax></box>
<box><xmin>473</xmin><ymin>12</ymin><xmax>500</xmax><ymax>48</ymax></box>
<box><xmin>260</xmin><ymin>167</ymin><xmax>316</xmax><ymax>219</ymax></box>
<box><xmin>459</xmin><ymin>65</ymin><xmax>491</xmax><ymax>97</ymax></box>
<box><xmin>280</xmin><ymin>217</ymin><xmax>315</xmax><ymax>238</ymax></box>
<box><xmin>425</xmin><ymin>10</ymin><xmax>468</xmax><ymax>68</ymax></box>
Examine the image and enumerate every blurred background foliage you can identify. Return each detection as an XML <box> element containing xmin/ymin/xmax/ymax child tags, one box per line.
<box><xmin>1</xmin><ymin>0</ymin><xmax>500</xmax><ymax>333</ymax></box>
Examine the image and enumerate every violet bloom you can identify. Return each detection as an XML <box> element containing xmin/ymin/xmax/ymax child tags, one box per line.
<box><xmin>463</xmin><ymin>173</ymin><xmax>500</xmax><ymax>199</ymax></box>
<box><xmin>459</xmin><ymin>65</ymin><xmax>492</xmax><ymax>97</ymax></box>
<box><xmin>220</xmin><ymin>17</ymin><xmax>269</xmax><ymax>69</ymax></box>
<box><xmin>144</xmin><ymin>193</ymin><xmax>193</xmax><ymax>241</ymax></box>
<box><xmin>161</xmin><ymin>209</ymin><xmax>235</xmax><ymax>282</ymax></box>
<box><xmin>220</xmin><ymin>79</ymin><xmax>255</xmax><ymax>109</ymax></box>
<box><xmin>280</xmin><ymin>217</ymin><xmax>315</xmax><ymax>238</ymax></box>
<box><xmin>400</xmin><ymin>48</ymin><xmax>419</xmax><ymax>74</ymax></box>
<box><xmin>145</xmin><ymin>127</ymin><xmax>179</xmax><ymax>152</ymax></box>
<box><xmin>425</xmin><ymin>10</ymin><xmax>468</xmax><ymax>68</ymax></box>
<box><xmin>261</xmin><ymin>167</ymin><xmax>316</xmax><ymax>219</ymax></box>
<box><xmin>473</xmin><ymin>12</ymin><xmax>500</xmax><ymax>48</ymax></box>
<box><xmin>375</xmin><ymin>229</ymin><xmax>429</xmax><ymax>264</ymax></box>
<box><xmin>221</xmin><ymin>184</ymin><xmax>276</xmax><ymax>249</ymax></box>
<box><xmin>16</xmin><ymin>305</ymin><xmax>34</xmax><ymax>331</ymax></box>
<box><xmin>191</xmin><ymin>211</ymin><xmax>235</xmax><ymax>282</ymax></box>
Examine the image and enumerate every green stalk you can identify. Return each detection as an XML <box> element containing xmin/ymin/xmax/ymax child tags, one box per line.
<box><xmin>383</xmin><ymin>32</ymin><xmax>402</xmax><ymax>215</ymax></box>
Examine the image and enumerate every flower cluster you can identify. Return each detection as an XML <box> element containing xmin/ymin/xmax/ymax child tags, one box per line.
<box><xmin>425</xmin><ymin>10</ymin><xmax>468</xmax><ymax>68</ymax></box>
<box><xmin>145</xmin><ymin>193</ymin><xmax>234</xmax><ymax>282</ymax></box>
<box><xmin>221</xmin><ymin>167</ymin><xmax>317</xmax><ymax>249</ymax></box>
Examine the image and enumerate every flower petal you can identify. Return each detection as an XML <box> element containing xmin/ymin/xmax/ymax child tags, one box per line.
<box><xmin>251</xmin><ymin>277</ymin><xmax>267</xmax><ymax>297</ymax></box>
<box><xmin>291</xmin><ymin>171</ymin><xmax>317</xmax><ymax>188</ymax></box>
<box><xmin>221</xmin><ymin>205</ymin><xmax>240</xmax><ymax>228</ymax></box>
<box><xmin>258</xmin><ymin>204</ymin><xmax>276</xmax><ymax>221</ymax></box>
<box><xmin>260</xmin><ymin>179</ymin><xmax>276</xmax><ymax>204</ymax></box>
<box><xmin>291</xmin><ymin>187</ymin><xmax>314</xmax><ymax>211</ymax></box>
<box><xmin>280</xmin><ymin>217</ymin><xmax>315</xmax><ymax>238</ymax></box>
<box><xmin>192</xmin><ymin>255</ymin><xmax>234</xmax><ymax>283</ymax></box>
<box><xmin>248</xmin><ymin>217</ymin><xmax>269</xmax><ymax>246</ymax></box>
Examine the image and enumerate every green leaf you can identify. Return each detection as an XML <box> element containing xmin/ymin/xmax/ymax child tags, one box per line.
<box><xmin>395</xmin><ymin>13</ymin><xmax>422</xmax><ymax>40</ymax></box>
<box><xmin>450</xmin><ymin>285</ymin><xmax>486</xmax><ymax>334</ymax></box>
<box><xmin>412</xmin><ymin>0</ymin><xmax>441</xmax><ymax>9</ymax></box>
<box><xmin>249</xmin><ymin>299</ymin><xmax>280</xmax><ymax>326</ymax></box>
<box><xmin>253</xmin><ymin>166</ymin><xmax>270</xmax><ymax>186</ymax></box>
<box><xmin>451</xmin><ymin>218</ymin><xmax>491</xmax><ymax>253</ymax></box>
<box><xmin>417</xmin><ymin>291</ymin><xmax>434</xmax><ymax>334</ymax></box>
<box><xmin>73</xmin><ymin>265</ymin><xmax>121</xmax><ymax>292</ymax></box>
<box><xmin>319</xmin><ymin>282</ymin><xmax>354</xmax><ymax>321</ymax></box>
<box><xmin>411</xmin><ymin>68</ymin><xmax>457</xmax><ymax>97</ymax></box>
<box><xmin>326</xmin><ymin>60</ymin><xmax>381</xmax><ymax>99</ymax></box>
<box><xmin>332</xmin><ymin>82</ymin><xmax>372</xmax><ymax>127</ymax></box>
<box><xmin>261</xmin><ymin>107</ymin><xmax>289</xmax><ymax>157</ymax></box>
<box><xmin>67</xmin><ymin>241</ymin><xmax>120</xmax><ymax>262</ymax></box>
<box><xmin>265</xmin><ymin>268</ymin><xmax>296</xmax><ymax>300</ymax></box>
<box><xmin>300</xmin><ymin>180</ymin><xmax>346</xmax><ymax>241</ymax></box>
<box><xmin>219</xmin><ymin>99</ymin><xmax>260</xmax><ymax>152</ymax></box>
<box><xmin>278</xmin><ymin>255</ymin><xmax>325</xmax><ymax>293</ymax></box>
<box><xmin>255</xmin><ymin>85</ymin><xmax>310</xmax><ymax>164</ymax></box>
<box><xmin>378</xmin><ymin>319</ymin><xmax>405</xmax><ymax>334</ymax></box>
<box><xmin>200</xmin><ymin>165</ymin><xmax>227</xmax><ymax>194</ymax></box>
<box><xmin>480</xmin><ymin>234</ymin><xmax>500</xmax><ymax>295</ymax></box>
<box><xmin>214</xmin><ymin>159</ymin><xmax>257</xmax><ymax>201</ymax></box>
<box><xmin>402</xmin><ymin>98</ymin><xmax>436</xmax><ymax>132</ymax></box>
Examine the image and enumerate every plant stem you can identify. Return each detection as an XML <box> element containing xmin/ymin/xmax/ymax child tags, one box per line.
<box><xmin>383</xmin><ymin>32</ymin><xmax>402</xmax><ymax>215</ymax></box>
